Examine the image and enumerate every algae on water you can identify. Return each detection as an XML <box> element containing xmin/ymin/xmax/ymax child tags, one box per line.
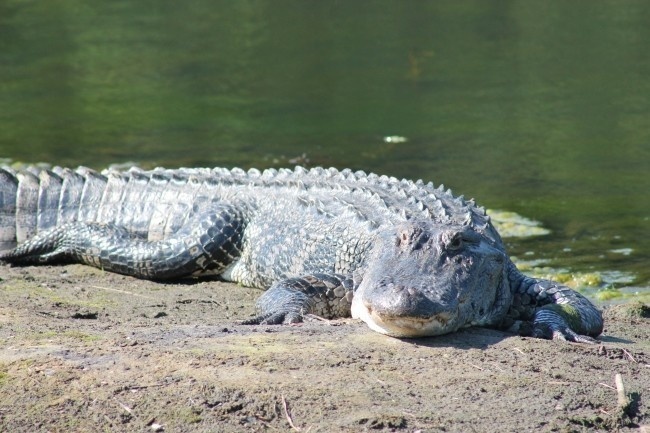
<box><xmin>487</xmin><ymin>209</ymin><xmax>551</xmax><ymax>238</ymax></box>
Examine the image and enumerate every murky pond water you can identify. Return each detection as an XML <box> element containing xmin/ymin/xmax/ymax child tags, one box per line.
<box><xmin>0</xmin><ymin>1</ymin><xmax>648</xmax><ymax>302</ymax></box>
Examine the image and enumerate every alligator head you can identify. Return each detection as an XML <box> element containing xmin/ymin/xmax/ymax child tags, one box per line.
<box><xmin>351</xmin><ymin>220</ymin><xmax>511</xmax><ymax>337</ymax></box>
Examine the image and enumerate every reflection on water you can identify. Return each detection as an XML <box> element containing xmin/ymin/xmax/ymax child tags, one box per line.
<box><xmin>0</xmin><ymin>1</ymin><xmax>648</xmax><ymax>299</ymax></box>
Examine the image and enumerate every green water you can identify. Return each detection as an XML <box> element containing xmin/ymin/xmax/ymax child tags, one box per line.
<box><xmin>0</xmin><ymin>1</ymin><xmax>648</xmax><ymax>300</ymax></box>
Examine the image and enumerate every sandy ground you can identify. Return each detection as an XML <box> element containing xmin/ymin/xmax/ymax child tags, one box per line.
<box><xmin>0</xmin><ymin>262</ymin><xmax>648</xmax><ymax>433</ymax></box>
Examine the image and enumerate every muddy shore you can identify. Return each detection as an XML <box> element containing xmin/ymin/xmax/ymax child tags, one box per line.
<box><xmin>0</xmin><ymin>262</ymin><xmax>648</xmax><ymax>432</ymax></box>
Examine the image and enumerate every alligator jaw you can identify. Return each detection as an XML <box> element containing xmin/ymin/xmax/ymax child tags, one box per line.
<box><xmin>351</xmin><ymin>299</ymin><xmax>453</xmax><ymax>338</ymax></box>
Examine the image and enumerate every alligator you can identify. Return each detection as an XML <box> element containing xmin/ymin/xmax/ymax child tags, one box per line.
<box><xmin>0</xmin><ymin>165</ymin><xmax>603</xmax><ymax>342</ymax></box>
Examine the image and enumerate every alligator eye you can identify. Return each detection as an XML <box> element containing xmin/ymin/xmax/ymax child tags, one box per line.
<box><xmin>447</xmin><ymin>234</ymin><xmax>463</xmax><ymax>251</ymax></box>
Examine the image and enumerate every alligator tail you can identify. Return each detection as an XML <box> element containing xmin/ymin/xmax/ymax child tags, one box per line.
<box><xmin>0</xmin><ymin>166</ymin><xmax>237</xmax><ymax>254</ymax></box>
<box><xmin>0</xmin><ymin>166</ymin><xmax>105</xmax><ymax>252</ymax></box>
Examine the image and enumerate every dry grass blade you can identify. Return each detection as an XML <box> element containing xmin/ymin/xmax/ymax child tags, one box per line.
<box><xmin>114</xmin><ymin>398</ymin><xmax>133</xmax><ymax>414</ymax></box>
<box><xmin>281</xmin><ymin>394</ymin><xmax>300</xmax><ymax>432</ymax></box>
<box><xmin>621</xmin><ymin>348</ymin><xmax>636</xmax><ymax>363</ymax></box>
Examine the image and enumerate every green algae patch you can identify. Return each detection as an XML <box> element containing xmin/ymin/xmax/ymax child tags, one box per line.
<box><xmin>487</xmin><ymin>210</ymin><xmax>551</xmax><ymax>238</ymax></box>
<box><xmin>534</xmin><ymin>271</ymin><xmax>603</xmax><ymax>289</ymax></box>
<box><xmin>512</xmin><ymin>259</ymin><xmax>604</xmax><ymax>290</ymax></box>
<box><xmin>595</xmin><ymin>289</ymin><xmax>625</xmax><ymax>302</ymax></box>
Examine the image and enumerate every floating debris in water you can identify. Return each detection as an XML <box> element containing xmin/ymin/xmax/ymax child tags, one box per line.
<box><xmin>108</xmin><ymin>161</ymin><xmax>142</xmax><ymax>171</ymax></box>
<box><xmin>609</xmin><ymin>248</ymin><xmax>633</xmax><ymax>256</ymax></box>
<box><xmin>382</xmin><ymin>135</ymin><xmax>408</xmax><ymax>143</ymax></box>
<box><xmin>288</xmin><ymin>153</ymin><xmax>309</xmax><ymax>165</ymax></box>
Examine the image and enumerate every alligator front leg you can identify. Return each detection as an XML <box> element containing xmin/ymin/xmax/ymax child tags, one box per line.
<box><xmin>508</xmin><ymin>264</ymin><xmax>603</xmax><ymax>343</ymax></box>
<box><xmin>0</xmin><ymin>204</ymin><xmax>245</xmax><ymax>280</ymax></box>
<box><xmin>243</xmin><ymin>273</ymin><xmax>355</xmax><ymax>325</ymax></box>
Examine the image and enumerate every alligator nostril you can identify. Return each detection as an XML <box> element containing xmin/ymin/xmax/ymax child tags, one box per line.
<box><xmin>369</xmin><ymin>285</ymin><xmax>445</xmax><ymax>319</ymax></box>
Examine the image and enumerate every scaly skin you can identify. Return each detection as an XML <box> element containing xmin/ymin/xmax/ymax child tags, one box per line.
<box><xmin>0</xmin><ymin>165</ymin><xmax>603</xmax><ymax>341</ymax></box>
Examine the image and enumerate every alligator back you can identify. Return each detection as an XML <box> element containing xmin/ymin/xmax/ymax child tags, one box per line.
<box><xmin>0</xmin><ymin>165</ymin><xmax>501</xmax><ymax>255</ymax></box>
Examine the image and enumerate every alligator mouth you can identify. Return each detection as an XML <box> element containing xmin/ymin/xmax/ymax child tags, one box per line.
<box><xmin>352</xmin><ymin>303</ymin><xmax>454</xmax><ymax>338</ymax></box>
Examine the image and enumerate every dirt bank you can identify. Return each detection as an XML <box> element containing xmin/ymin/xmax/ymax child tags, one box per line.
<box><xmin>0</xmin><ymin>262</ymin><xmax>648</xmax><ymax>432</ymax></box>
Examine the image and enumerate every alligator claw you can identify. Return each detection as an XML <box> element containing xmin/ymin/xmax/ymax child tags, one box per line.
<box><xmin>532</xmin><ymin>306</ymin><xmax>600</xmax><ymax>344</ymax></box>
<box><xmin>241</xmin><ymin>311</ymin><xmax>304</xmax><ymax>326</ymax></box>
<box><xmin>533</xmin><ymin>324</ymin><xmax>600</xmax><ymax>344</ymax></box>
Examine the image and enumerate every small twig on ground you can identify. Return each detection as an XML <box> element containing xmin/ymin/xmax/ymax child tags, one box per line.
<box><xmin>598</xmin><ymin>382</ymin><xmax>616</xmax><ymax>390</ymax></box>
<box><xmin>114</xmin><ymin>398</ymin><xmax>133</xmax><ymax>414</ymax></box>
<box><xmin>621</xmin><ymin>348</ymin><xmax>637</xmax><ymax>363</ymax></box>
<box><xmin>615</xmin><ymin>373</ymin><xmax>628</xmax><ymax>409</ymax></box>
<box><xmin>468</xmin><ymin>363</ymin><xmax>484</xmax><ymax>371</ymax></box>
<box><xmin>281</xmin><ymin>394</ymin><xmax>301</xmax><ymax>432</ymax></box>
<box><xmin>512</xmin><ymin>348</ymin><xmax>526</xmax><ymax>356</ymax></box>
<box><xmin>122</xmin><ymin>383</ymin><xmax>164</xmax><ymax>391</ymax></box>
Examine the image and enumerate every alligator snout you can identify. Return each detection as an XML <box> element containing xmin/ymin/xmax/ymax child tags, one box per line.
<box><xmin>351</xmin><ymin>279</ymin><xmax>460</xmax><ymax>337</ymax></box>
<box><xmin>365</xmin><ymin>282</ymin><xmax>457</xmax><ymax>320</ymax></box>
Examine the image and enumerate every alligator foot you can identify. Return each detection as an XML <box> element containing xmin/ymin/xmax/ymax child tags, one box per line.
<box><xmin>532</xmin><ymin>305</ymin><xmax>600</xmax><ymax>344</ymax></box>
<box><xmin>241</xmin><ymin>311</ymin><xmax>303</xmax><ymax>326</ymax></box>
<box><xmin>242</xmin><ymin>273</ymin><xmax>355</xmax><ymax>327</ymax></box>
